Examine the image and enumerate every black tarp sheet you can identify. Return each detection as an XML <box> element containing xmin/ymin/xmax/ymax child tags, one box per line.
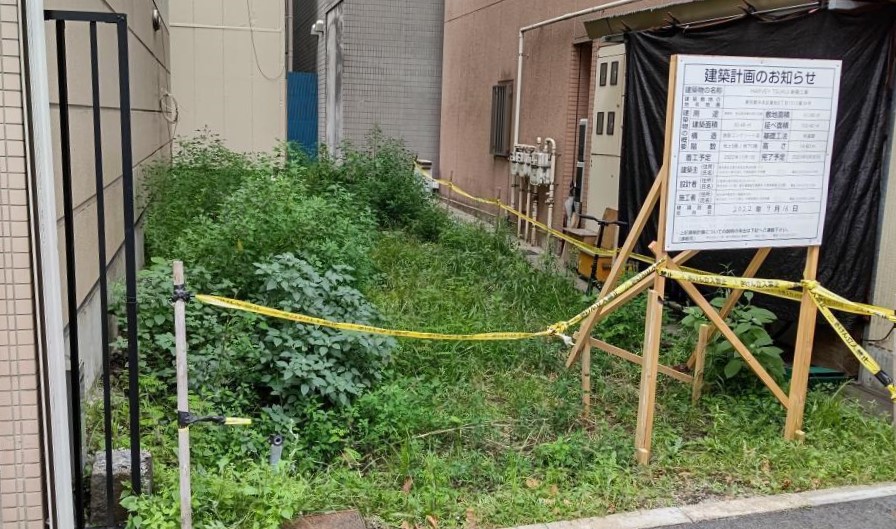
<box><xmin>620</xmin><ymin>6</ymin><xmax>896</xmax><ymax>323</ymax></box>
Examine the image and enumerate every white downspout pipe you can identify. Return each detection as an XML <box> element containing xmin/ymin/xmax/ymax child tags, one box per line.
<box><xmin>23</xmin><ymin>1</ymin><xmax>76</xmax><ymax>527</ymax></box>
<box><xmin>511</xmin><ymin>0</ymin><xmax>643</xmax><ymax>156</ymax></box>
<box><xmin>544</xmin><ymin>137</ymin><xmax>557</xmax><ymax>236</ymax></box>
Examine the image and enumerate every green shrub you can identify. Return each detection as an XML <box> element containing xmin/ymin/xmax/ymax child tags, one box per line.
<box><xmin>305</xmin><ymin>130</ymin><xmax>450</xmax><ymax>240</ymax></box>
<box><xmin>113</xmin><ymin>258</ymin><xmax>258</xmax><ymax>398</ymax></box>
<box><xmin>143</xmin><ymin>133</ymin><xmax>269</xmax><ymax>258</ymax></box>
<box><xmin>171</xmin><ymin>174</ymin><xmax>376</xmax><ymax>291</ymax></box>
<box><xmin>118</xmin><ymin>254</ymin><xmax>393</xmax><ymax>416</ymax></box>
<box><xmin>681</xmin><ymin>291</ymin><xmax>785</xmax><ymax>388</ymax></box>
<box><xmin>251</xmin><ymin>253</ymin><xmax>395</xmax><ymax>407</ymax></box>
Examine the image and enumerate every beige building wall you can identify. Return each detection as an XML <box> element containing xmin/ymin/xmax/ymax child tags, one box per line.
<box><xmin>864</xmin><ymin>102</ymin><xmax>896</xmax><ymax>393</ymax></box>
<box><xmin>1</xmin><ymin>1</ymin><xmax>46</xmax><ymax>526</ymax></box>
<box><xmin>42</xmin><ymin>0</ymin><xmax>172</xmax><ymax>391</ymax></box>
<box><xmin>169</xmin><ymin>0</ymin><xmax>286</xmax><ymax>153</ymax></box>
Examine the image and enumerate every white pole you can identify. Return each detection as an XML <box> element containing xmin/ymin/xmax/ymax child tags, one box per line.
<box><xmin>173</xmin><ymin>261</ymin><xmax>192</xmax><ymax>529</ymax></box>
<box><xmin>510</xmin><ymin>0</ymin><xmax>643</xmax><ymax>155</ymax></box>
<box><xmin>22</xmin><ymin>1</ymin><xmax>75</xmax><ymax>526</ymax></box>
<box><xmin>512</xmin><ymin>31</ymin><xmax>524</xmax><ymax>148</ymax></box>
<box><xmin>545</xmin><ymin>137</ymin><xmax>557</xmax><ymax>235</ymax></box>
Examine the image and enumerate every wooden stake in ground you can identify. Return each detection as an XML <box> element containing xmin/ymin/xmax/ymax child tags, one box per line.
<box><xmin>784</xmin><ymin>246</ymin><xmax>821</xmax><ymax>440</ymax></box>
<box><xmin>691</xmin><ymin>325</ymin><xmax>710</xmax><ymax>405</ymax></box>
<box><xmin>173</xmin><ymin>260</ymin><xmax>192</xmax><ymax>529</ymax></box>
<box><xmin>581</xmin><ymin>342</ymin><xmax>592</xmax><ymax>417</ymax></box>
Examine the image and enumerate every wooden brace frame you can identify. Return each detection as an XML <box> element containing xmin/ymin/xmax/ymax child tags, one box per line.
<box><xmin>568</xmin><ymin>55</ymin><xmax>821</xmax><ymax>465</ymax></box>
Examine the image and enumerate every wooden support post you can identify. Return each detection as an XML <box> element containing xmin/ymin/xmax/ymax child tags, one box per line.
<box><xmin>633</xmin><ymin>55</ymin><xmax>678</xmax><ymax>466</ymax></box>
<box><xmin>784</xmin><ymin>246</ymin><xmax>821</xmax><ymax>440</ymax></box>
<box><xmin>566</xmin><ymin>250</ymin><xmax>698</xmax><ymax>368</ymax></box>
<box><xmin>687</xmin><ymin>248</ymin><xmax>771</xmax><ymax>369</ymax></box>
<box><xmin>667</xmin><ymin>261</ymin><xmax>789</xmax><ymax>406</ymax></box>
<box><xmin>635</xmin><ymin>289</ymin><xmax>664</xmax><ymax>465</ymax></box>
<box><xmin>691</xmin><ymin>324</ymin><xmax>710</xmax><ymax>405</ymax></box>
<box><xmin>173</xmin><ymin>261</ymin><xmax>192</xmax><ymax>529</ymax></box>
<box><xmin>582</xmin><ymin>343</ymin><xmax>592</xmax><ymax>417</ymax></box>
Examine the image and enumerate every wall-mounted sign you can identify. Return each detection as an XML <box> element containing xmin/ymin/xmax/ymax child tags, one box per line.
<box><xmin>665</xmin><ymin>55</ymin><xmax>841</xmax><ymax>251</ymax></box>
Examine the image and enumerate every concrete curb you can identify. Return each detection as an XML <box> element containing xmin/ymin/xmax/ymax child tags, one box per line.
<box><xmin>507</xmin><ymin>483</ymin><xmax>896</xmax><ymax>529</ymax></box>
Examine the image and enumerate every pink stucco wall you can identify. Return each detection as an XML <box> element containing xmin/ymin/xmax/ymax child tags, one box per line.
<box><xmin>439</xmin><ymin>0</ymin><xmax>663</xmax><ymax>232</ymax></box>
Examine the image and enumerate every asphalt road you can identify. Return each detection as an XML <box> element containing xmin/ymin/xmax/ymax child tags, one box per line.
<box><xmin>665</xmin><ymin>495</ymin><xmax>896</xmax><ymax>529</ymax></box>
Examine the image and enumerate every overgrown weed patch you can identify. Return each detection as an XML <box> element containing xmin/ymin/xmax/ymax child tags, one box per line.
<box><xmin>100</xmin><ymin>135</ymin><xmax>896</xmax><ymax>529</ymax></box>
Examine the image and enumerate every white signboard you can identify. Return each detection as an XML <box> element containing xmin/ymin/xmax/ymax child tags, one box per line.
<box><xmin>665</xmin><ymin>55</ymin><xmax>841</xmax><ymax>251</ymax></box>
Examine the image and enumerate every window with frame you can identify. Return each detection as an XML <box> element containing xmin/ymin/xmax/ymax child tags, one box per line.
<box><xmin>490</xmin><ymin>81</ymin><xmax>513</xmax><ymax>157</ymax></box>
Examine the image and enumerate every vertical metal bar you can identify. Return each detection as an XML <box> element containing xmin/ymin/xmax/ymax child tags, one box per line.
<box><xmin>55</xmin><ymin>18</ymin><xmax>85</xmax><ymax>529</ymax></box>
<box><xmin>89</xmin><ymin>21</ymin><xmax>115</xmax><ymax>527</ymax></box>
<box><xmin>116</xmin><ymin>16</ymin><xmax>142</xmax><ymax>494</ymax></box>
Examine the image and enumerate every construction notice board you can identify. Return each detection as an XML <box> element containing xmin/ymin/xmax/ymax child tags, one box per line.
<box><xmin>665</xmin><ymin>55</ymin><xmax>841</xmax><ymax>251</ymax></box>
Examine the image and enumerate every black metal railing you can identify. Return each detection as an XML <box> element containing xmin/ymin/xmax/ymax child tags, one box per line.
<box><xmin>44</xmin><ymin>10</ymin><xmax>140</xmax><ymax>529</ymax></box>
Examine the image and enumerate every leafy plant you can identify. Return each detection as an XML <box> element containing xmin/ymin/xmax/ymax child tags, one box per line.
<box><xmin>112</xmin><ymin>258</ymin><xmax>258</xmax><ymax>396</ymax></box>
<box><xmin>251</xmin><ymin>253</ymin><xmax>396</xmax><ymax>407</ymax></box>
<box><xmin>171</xmin><ymin>175</ymin><xmax>377</xmax><ymax>291</ymax></box>
<box><xmin>143</xmin><ymin>132</ymin><xmax>270</xmax><ymax>258</ymax></box>
<box><xmin>681</xmin><ymin>291</ymin><xmax>785</xmax><ymax>386</ymax></box>
<box><xmin>302</xmin><ymin>129</ymin><xmax>450</xmax><ymax>241</ymax></box>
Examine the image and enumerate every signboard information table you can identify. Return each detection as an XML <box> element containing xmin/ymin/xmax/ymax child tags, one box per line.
<box><xmin>665</xmin><ymin>55</ymin><xmax>841</xmax><ymax>251</ymax></box>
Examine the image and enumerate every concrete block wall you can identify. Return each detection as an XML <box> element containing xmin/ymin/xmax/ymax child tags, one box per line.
<box><xmin>0</xmin><ymin>0</ymin><xmax>45</xmax><ymax>525</ymax></box>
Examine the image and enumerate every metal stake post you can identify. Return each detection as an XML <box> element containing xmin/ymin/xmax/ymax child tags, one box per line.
<box><xmin>173</xmin><ymin>261</ymin><xmax>192</xmax><ymax>529</ymax></box>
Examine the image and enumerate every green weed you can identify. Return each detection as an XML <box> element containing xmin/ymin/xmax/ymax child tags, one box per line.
<box><xmin>103</xmin><ymin>137</ymin><xmax>896</xmax><ymax>529</ymax></box>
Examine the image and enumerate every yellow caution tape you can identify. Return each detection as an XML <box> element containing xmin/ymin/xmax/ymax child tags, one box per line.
<box><xmin>197</xmin><ymin>294</ymin><xmax>555</xmax><ymax>341</ymax></box>
<box><xmin>196</xmin><ymin>262</ymin><xmax>650</xmax><ymax>344</ymax></box>
<box><xmin>560</xmin><ymin>260</ymin><xmax>664</xmax><ymax>330</ymax></box>
<box><xmin>224</xmin><ymin>417</ymin><xmax>252</xmax><ymax>426</ymax></box>
<box><xmin>809</xmin><ymin>283</ymin><xmax>896</xmax><ymax>323</ymax></box>
<box><xmin>810</xmin><ymin>291</ymin><xmax>896</xmax><ymax>401</ymax></box>
<box><xmin>752</xmin><ymin>286</ymin><xmax>805</xmax><ymax>303</ymax></box>
<box><xmin>436</xmin><ymin>179</ymin><xmax>616</xmax><ymax>259</ymax></box>
<box><xmin>426</xmin><ymin>171</ymin><xmax>896</xmax><ymax>326</ymax></box>
<box><xmin>659</xmin><ymin>267</ymin><xmax>801</xmax><ymax>293</ymax></box>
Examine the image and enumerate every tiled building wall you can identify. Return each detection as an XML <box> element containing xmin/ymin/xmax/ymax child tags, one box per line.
<box><xmin>0</xmin><ymin>0</ymin><xmax>45</xmax><ymax>526</ymax></box>
<box><xmin>314</xmin><ymin>0</ymin><xmax>444</xmax><ymax>168</ymax></box>
<box><xmin>342</xmin><ymin>0</ymin><xmax>443</xmax><ymax>167</ymax></box>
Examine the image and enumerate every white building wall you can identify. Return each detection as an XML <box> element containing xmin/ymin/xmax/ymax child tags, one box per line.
<box><xmin>169</xmin><ymin>0</ymin><xmax>286</xmax><ymax>153</ymax></box>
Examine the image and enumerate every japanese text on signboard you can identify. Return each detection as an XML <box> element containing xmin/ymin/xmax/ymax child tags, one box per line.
<box><xmin>665</xmin><ymin>55</ymin><xmax>841</xmax><ymax>251</ymax></box>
